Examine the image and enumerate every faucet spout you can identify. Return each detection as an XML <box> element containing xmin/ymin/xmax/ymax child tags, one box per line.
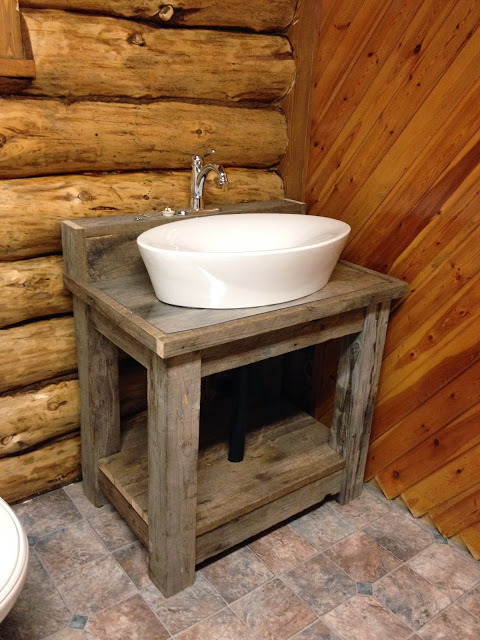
<box><xmin>190</xmin><ymin>150</ymin><xmax>228</xmax><ymax>211</ymax></box>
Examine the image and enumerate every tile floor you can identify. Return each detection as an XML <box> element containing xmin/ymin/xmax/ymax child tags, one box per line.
<box><xmin>1</xmin><ymin>482</ymin><xmax>480</xmax><ymax>640</ymax></box>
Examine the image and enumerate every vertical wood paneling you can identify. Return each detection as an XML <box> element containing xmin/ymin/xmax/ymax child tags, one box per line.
<box><xmin>307</xmin><ymin>0</ymin><xmax>480</xmax><ymax>556</ymax></box>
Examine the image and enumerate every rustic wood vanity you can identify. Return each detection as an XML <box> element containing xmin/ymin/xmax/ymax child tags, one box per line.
<box><xmin>62</xmin><ymin>199</ymin><xmax>407</xmax><ymax>597</ymax></box>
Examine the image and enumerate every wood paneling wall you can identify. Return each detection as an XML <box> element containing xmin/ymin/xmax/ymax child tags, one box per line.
<box><xmin>307</xmin><ymin>0</ymin><xmax>480</xmax><ymax>557</ymax></box>
<box><xmin>0</xmin><ymin>1</ymin><xmax>295</xmax><ymax>502</ymax></box>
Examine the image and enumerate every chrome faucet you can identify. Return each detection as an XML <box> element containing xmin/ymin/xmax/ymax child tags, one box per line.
<box><xmin>190</xmin><ymin>149</ymin><xmax>228</xmax><ymax>210</ymax></box>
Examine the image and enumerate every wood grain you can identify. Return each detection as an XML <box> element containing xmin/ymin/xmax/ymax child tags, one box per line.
<box><xmin>430</xmin><ymin>481</ymin><xmax>480</xmax><ymax>537</ymax></box>
<box><xmin>459</xmin><ymin>524</ymin><xmax>480</xmax><ymax>560</ymax></box>
<box><xmin>307</xmin><ymin>0</ymin><xmax>480</xmax><ymax>549</ymax></box>
<box><xmin>280</xmin><ymin>0</ymin><xmax>321</xmax><ymax>200</ymax></box>
<box><xmin>0</xmin><ymin>169</ymin><xmax>283</xmax><ymax>260</ymax></box>
<box><xmin>22</xmin><ymin>10</ymin><xmax>294</xmax><ymax>101</ymax></box>
<box><xmin>330</xmin><ymin>301</ymin><xmax>390</xmax><ymax>503</ymax></box>
<box><xmin>0</xmin><ymin>432</ymin><xmax>81</xmax><ymax>504</ymax></box>
<box><xmin>377</xmin><ymin>404</ymin><xmax>480</xmax><ymax>499</ymax></box>
<box><xmin>19</xmin><ymin>0</ymin><xmax>297</xmax><ymax>32</ymax></box>
<box><xmin>0</xmin><ymin>255</ymin><xmax>72</xmax><ymax>327</ymax></box>
<box><xmin>147</xmin><ymin>353</ymin><xmax>201</xmax><ymax>596</ymax></box>
<box><xmin>73</xmin><ymin>298</ymin><xmax>120</xmax><ymax>506</ymax></box>
<box><xmin>0</xmin><ymin>98</ymin><xmax>287</xmax><ymax>178</ymax></box>
<box><xmin>0</xmin><ymin>316</ymin><xmax>77</xmax><ymax>393</ymax></box>
<box><xmin>0</xmin><ymin>0</ymin><xmax>24</xmax><ymax>58</ymax></box>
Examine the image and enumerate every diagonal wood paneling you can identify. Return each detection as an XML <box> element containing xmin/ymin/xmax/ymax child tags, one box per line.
<box><xmin>307</xmin><ymin>0</ymin><xmax>480</xmax><ymax>556</ymax></box>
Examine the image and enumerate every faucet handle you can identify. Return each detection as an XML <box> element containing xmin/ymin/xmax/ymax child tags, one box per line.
<box><xmin>201</xmin><ymin>149</ymin><xmax>216</xmax><ymax>160</ymax></box>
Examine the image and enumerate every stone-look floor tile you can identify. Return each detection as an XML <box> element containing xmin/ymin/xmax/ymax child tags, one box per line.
<box><xmin>142</xmin><ymin>573</ymin><xmax>224</xmax><ymax>635</ymax></box>
<box><xmin>459</xmin><ymin>583</ymin><xmax>480</xmax><ymax>618</ymax></box>
<box><xmin>176</xmin><ymin>607</ymin><xmax>256</xmax><ymax>640</ymax></box>
<box><xmin>323</xmin><ymin>531</ymin><xmax>401</xmax><ymax>582</ymax></box>
<box><xmin>113</xmin><ymin>541</ymin><xmax>152</xmax><ymax>589</ymax></box>
<box><xmin>36</xmin><ymin>520</ymin><xmax>107</xmax><ymax>577</ymax></box>
<box><xmin>231</xmin><ymin>578</ymin><xmax>316</xmax><ymax>640</ymax></box>
<box><xmin>327</xmin><ymin>487</ymin><xmax>394</xmax><ymax>528</ymax></box>
<box><xmin>0</xmin><ymin>552</ymin><xmax>71</xmax><ymax>640</ymax></box>
<box><xmin>202</xmin><ymin>547</ymin><xmax>273</xmax><ymax>603</ymax></box>
<box><xmin>43</xmin><ymin>629</ymin><xmax>86</xmax><ymax>639</ymax></box>
<box><xmin>282</xmin><ymin>554</ymin><xmax>356</xmax><ymax>616</ymax></box>
<box><xmin>55</xmin><ymin>555</ymin><xmax>136</xmax><ymax>616</ymax></box>
<box><xmin>249</xmin><ymin>525</ymin><xmax>317</xmax><ymax>574</ymax></box>
<box><xmin>374</xmin><ymin>565</ymin><xmax>451</xmax><ymax>630</ymax></box>
<box><xmin>290</xmin><ymin>503</ymin><xmax>357</xmax><ymax>550</ymax></box>
<box><xmin>323</xmin><ymin>595</ymin><xmax>411</xmax><ymax>640</ymax></box>
<box><xmin>407</xmin><ymin>544</ymin><xmax>480</xmax><ymax>601</ymax></box>
<box><xmin>63</xmin><ymin>482</ymin><xmax>100</xmax><ymax>518</ymax></box>
<box><xmin>84</xmin><ymin>594</ymin><xmax>169</xmax><ymax>640</ymax></box>
<box><xmin>291</xmin><ymin>619</ymin><xmax>342</xmax><ymax>639</ymax></box>
<box><xmin>88</xmin><ymin>504</ymin><xmax>137</xmax><ymax>551</ymax></box>
<box><xmin>418</xmin><ymin>604</ymin><xmax>480</xmax><ymax>640</ymax></box>
<box><xmin>363</xmin><ymin>510</ymin><xmax>433</xmax><ymax>561</ymax></box>
<box><xmin>12</xmin><ymin>489</ymin><xmax>82</xmax><ymax>538</ymax></box>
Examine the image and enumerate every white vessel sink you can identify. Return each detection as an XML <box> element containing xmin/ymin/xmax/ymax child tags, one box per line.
<box><xmin>137</xmin><ymin>213</ymin><xmax>350</xmax><ymax>309</ymax></box>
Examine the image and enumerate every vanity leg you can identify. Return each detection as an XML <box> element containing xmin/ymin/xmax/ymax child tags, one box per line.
<box><xmin>73</xmin><ymin>298</ymin><xmax>120</xmax><ymax>507</ymax></box>
<box><xmin>148</xmin><ymin>352</ymin><xmax>201</xmax><ymax>597</ymax></box>
<box><xmin>330</xmin><ymin>301</ymin><xmax>390</xmax><ymax>505</ymax></box>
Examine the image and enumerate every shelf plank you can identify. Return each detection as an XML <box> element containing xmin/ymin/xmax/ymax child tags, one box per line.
<box><xmin>99</xmin><ymin>402</ymin><xmax>345</xmax><ymax>545</ymax></box>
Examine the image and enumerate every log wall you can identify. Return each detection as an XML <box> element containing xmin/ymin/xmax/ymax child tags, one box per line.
<box><xmin>0</xmin><ymin>1</ymin><xmax>294</xmax><ymax>501</ymax></box>
<box><xmin>307</xmin><ymin>0</ymin><xmax>480</xmax><ymax>557</ymax></box>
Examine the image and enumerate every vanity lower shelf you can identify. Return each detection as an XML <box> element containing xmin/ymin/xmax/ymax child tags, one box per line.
<box><xmin>98</xmin><ymin>401</ymin><xmax>345</xmax><ymax>563</ymax></box>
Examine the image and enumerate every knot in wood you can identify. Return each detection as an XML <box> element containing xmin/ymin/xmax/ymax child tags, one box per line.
<box><xmin>158</xmin><ymin>5</ymin><xmax>174</xmax><ymax>21</ymax></box>
<box><xmin>78</xmin><ymin>190</ymin><xmax>93</xmax><ymax>202</ymax></box>
<box><xmin>127</xmin><ymin>33</ymin><xmax>146</xmax><ymax>47</ymax></box>
<box><xmin>0</xmin><ymin>133</ymin><xmax>6</xmax><ymax>148</ymax></box>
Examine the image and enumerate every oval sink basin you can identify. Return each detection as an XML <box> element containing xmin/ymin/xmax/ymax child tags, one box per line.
<box><xmin>137</xmin><ymin>213</ymin><xmax>350</xmax><ymax>309</ymax></box>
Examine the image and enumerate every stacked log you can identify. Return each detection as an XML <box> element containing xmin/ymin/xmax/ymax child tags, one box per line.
<box><xmin>0</xmin><ymin>2</ymin><xmax>292</xmax><ymax>502</ymax></box>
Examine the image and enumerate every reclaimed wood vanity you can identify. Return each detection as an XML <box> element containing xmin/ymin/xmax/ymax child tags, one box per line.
<box><xmin>62</xmin><ymin>199</ymin><xmax>407</xmax><ymax>597</ymax></box>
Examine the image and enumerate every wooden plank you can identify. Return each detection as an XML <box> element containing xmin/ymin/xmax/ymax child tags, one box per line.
<box><xmin>308</xmin><ymin>0</ymin><xmax>426</xmax><ymax>200</ymax></box>
<box><xmin>309</xmin><ymin>0</ymin><xmax>478</xmax><ymax>221</ymax></box>
<box><xmin>377</xmin><ymin>268</ymin><xmax>480</xmax><ymax>399</ymax></box>
<box><xmin>330</xmin><ymin>301</ymin><xmax>390</xmax><ymax>503</ymax></box>
<box><xmin>383</xmin><ymin>212</ymin><xmax>480</xmax><ymax>357</ymax></box>
<box><xmin>0</xmin><ymin>0</ymin><xmax>24</xmax><ymax>58</ymax></box>
<box><xmin>0</xmin><ymin>58</ymin><xmax>35</xmax><ymax>77</ymax></box>
<box><xmin>147</xmin><ymin>353</ymin><xmax>201</xmax><ymax>596</ymax></box>
<box><xmin>19</xmin><ymin>0</ymin><xmax>297</xmax><ymax>32</ymax></box>
<box><xmin>73</xmin><ymin>298</ymin><xmax>120</xmax><ymax>507</ymax></box>
<box><xmin>402</xmin><ymin>443</ymin><xmax>480</xmax><ymax>517</ymax></box>
<box><xmin>22</xmin><ymin>10</ymin><xmax>294</xmax><ymax>101</ymax></box>
<box><xmin>99</xmin><ymin>467</ymin><xmax>344</xmax><ymax>562</ymax></box>
<box><xmin>0</xmin><ymin>316</ymin><xmax>77</xmax><ymax>393</ymax></box>
<box><xmin>0</xmin><ymin>99</ymin><xmax>287</xmax><ymax>178</ymax></box>
<box><xmin>0</xmin><ymin>255</ymin><xmax>72</xmax><ymax>327</ymax></box>
<box><xmin>459</xmin><ymin>523</ymin><xmax>480</xmax><ymax>560</ymax></box>
<box><xmin>0</xmin><ymin>169</ymin><xmax>284</xmax><ymax>261</ymax></box>
<box><xmin>0</xmin><ymin>366</ymin><xmax>145</xmax><ymax>459</ymax></box>
<box><xmin>345</xmin><ymin>85</ymin><xmax>480</xmax><ymax>271</ymax></box>
<box><xmin>366</xmin><ymin>359</ymin><xmax>480</xmax><ymax>479</ymax></box>
<box><xmin>280</xmin><ymin>0</ymin><xmax>321</xmax><ymax>200</ymax></box>
<box><xmin>81</xmin><ymin>201</ymin><xmax>304</xmax><ymax>283</ymax></box>
<box><xmin>196</xmin><ymin>471</ymin><xmax>344</xmax><ymax>562</ymax></box>
<box><xmin>389</xmin><ymin>159</ymin><xmax>480</xmax><ymax>285</ymax></box>
<box><xmin>98</xmin><ymin>402</ymin><xmax>346</xmax><ymax>557</ymax></box>
<box><xmin>372</xmin><ymin>317</ymin><xmax>480</xmax><ymax>442</ymax></box>
<box><xmin>201</xmin><ymin>309</ymin><xmax>364</xmax><ymax>377</ymax></box>
<box><xmin>376</xmin><ymin>403</ymin><xmax>480</xmax><ymax>498</ymax></box>
<box><xmin>0</xmin><ymin>432</ymin><xmax>81</xmax><ymax>504</ymax></box>
<box><xmin>92</xmin><ymin>309</ymin><xmax>151</xmax><ymax>369</ymax></box>
<box><xmin>430</xmin><ymin>482</ymin><xmax>480</xmax><ymax>537</ymax></box>
<box><xmin>85</xmin><ymin>264</ymin><xmax>404</xmax><ymax>359</ymax></box>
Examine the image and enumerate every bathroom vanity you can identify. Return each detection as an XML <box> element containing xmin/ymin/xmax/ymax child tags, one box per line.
<box><xmin>62</xmin><ymin>199</ymin><xmax>407</xmax><ymax>597</ymax></box>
